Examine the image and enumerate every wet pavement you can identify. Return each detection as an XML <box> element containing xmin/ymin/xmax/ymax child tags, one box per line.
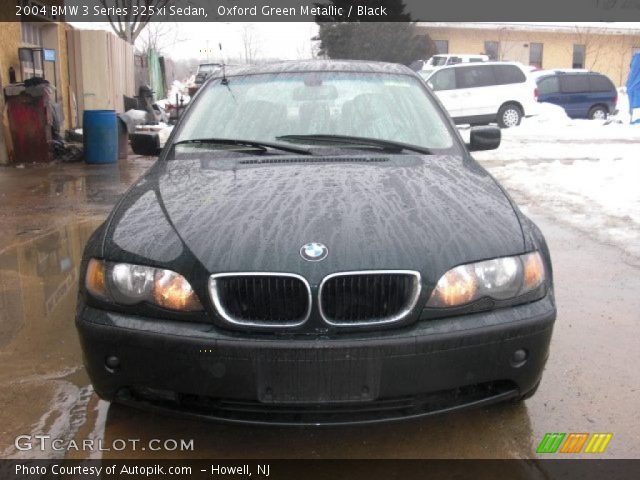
<box><xmin>0</xmin><ymin>157</ymin><xmax>638</xmax><ymax>459</ymax></box>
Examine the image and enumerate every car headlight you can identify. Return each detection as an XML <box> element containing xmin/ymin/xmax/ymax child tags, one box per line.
<box><xmin>85</xmin><ymin>259</ymin><xmax>203</xmax><ymax>311</ymax></box>
<box><xmin>426</xmin><ymin>252</ymin><xmax>545</xmax><ymax>308</ymax></box>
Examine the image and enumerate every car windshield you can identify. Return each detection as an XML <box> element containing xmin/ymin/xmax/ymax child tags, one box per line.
<box><xmin>174</xmin><ymin>71</ymin><xmax>455</xmax><ymax>152</ymax></box>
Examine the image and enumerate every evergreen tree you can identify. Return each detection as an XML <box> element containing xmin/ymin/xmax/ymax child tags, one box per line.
<box><xmin>314</xmin><ymin>1</ymin><xmax>435</xmax><ymax>65</ymax></box>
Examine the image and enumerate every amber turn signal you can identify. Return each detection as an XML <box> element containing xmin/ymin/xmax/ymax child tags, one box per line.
<box><xmin>523</xmin><ymin>252</ymin><xmax>545</xmax><ymax>290</ymax></box>
<box><xmin>85</xmin><ymin>259</ymin><xmax>107</xmax><ymax>299</ymax></box>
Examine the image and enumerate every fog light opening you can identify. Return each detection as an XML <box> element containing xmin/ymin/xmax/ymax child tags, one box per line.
<box><xmin>510</xmin><ymin>349</ymin><xmax>528</xmax><ymax>368</ymax></box>
<box><xmin>105</xmin><ymin>355</ymin><xmax>120</xmax><ymax>373</ymax></box>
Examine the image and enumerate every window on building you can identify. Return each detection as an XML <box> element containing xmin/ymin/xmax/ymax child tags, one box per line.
<box><xmin>19</xmin><ymin>48</ymin><xmax>44</xmax><ymax>80</ymax></box>
<box><xmin>529</xmin><ymin>43</ymin><xmax>543</xmax><ymax>69</ymax></box>
<box><xmin>484</xmin><ymin>41</ymin><xmax>499</xmax><ymax>61</ymax></box>
<box><xmin>21</xmin><ymin>23</ymin><xmax>43</xmax><ymax>46</ymax></box>
<box><xmin>572</xmin><ymin>44</ymin><xmax>586</xmax><ymax>69</ymax></box>
<box><xmin>433</xmin><ymin>40</ymin><xmax>449</xmax><ymax>54</ymax></box>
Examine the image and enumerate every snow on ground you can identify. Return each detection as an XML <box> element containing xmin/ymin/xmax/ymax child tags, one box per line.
<box><xmin>471</xmin><ymin>92</ymin><xmax>640</xmax><ymax>259</ymax></box>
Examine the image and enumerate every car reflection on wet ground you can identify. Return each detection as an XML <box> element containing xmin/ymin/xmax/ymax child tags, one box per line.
<box><xmin>0</xmin><ymin>158</ymin><xmax>638</xmax><ymax>460</ymax></box>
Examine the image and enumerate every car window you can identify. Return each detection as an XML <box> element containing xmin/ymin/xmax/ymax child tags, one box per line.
<box><xmin>448</xmin><ymin>57</ymin><xmax>462</xmax><ymax>65</ymax></box>
<box><xmin>560</xmin><ymin>75</ymin><xmax>590</xmax><ymax>93</ymax></box>
<box><xmin>537</xmin><ymin>76</ymin><xmax>560</xmax><ymax>95</ymax></box>
<box><xmin>428</xmin><ymin>68</ymin><xmax>456</xmax><ymax>91</ymax></box>
<box><xmin>493</xmin><ymin>65</ymin><xmax>526</xmax><ymax>85</ymax></box>
<box><xmin>589</xmin><ymin>74</ymin><xmax>615</xmax><ymax>92</ymax></box>
<box><xmin>431</xmin><ymin>56</ymin><xmax>448</xmax><ymax>66</ymax></box>
<box><xmin>176</xmin><ymin>72</ymin><xmax>456</xmax><ymax>151</ymax></box>
<box><xmin>455</xmin><ymin>66</ymin><xmax>496</xmax><ymax>89</ymax></box>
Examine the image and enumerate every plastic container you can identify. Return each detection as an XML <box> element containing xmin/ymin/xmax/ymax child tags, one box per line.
<box><xmin>83</xmin><ymin>110</ymin><xmax>117</xmax><ymax>164</ymax></box>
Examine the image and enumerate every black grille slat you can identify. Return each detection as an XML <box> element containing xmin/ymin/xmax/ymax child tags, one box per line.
<box><xmin>212</xmin><ymin>275</ymin><xmax>309</xmax><ymax>325</ymax></box>
<box><xmin>320</xmin><ymin>272</ymin><xmax>418</xmax><ymax>324</ymax></box>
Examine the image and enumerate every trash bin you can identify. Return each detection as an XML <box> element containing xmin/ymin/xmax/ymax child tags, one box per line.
<box><xmin>83</xmin><ymin>110</ymin><xmax>117</xmax><ymax>164</ymax></box>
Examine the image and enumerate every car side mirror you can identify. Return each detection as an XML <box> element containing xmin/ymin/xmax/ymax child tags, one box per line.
<box><xmin>467</xmin><ymin>126</ymin><xmax>501</xmax><ymax>152</ymax></box>
<box><xmin>131</xmin><ymin>132</ymin><xmax>161</xmax><ymax>156</ymax></box>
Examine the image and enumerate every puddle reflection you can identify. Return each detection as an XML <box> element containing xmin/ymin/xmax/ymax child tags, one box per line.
<box><xmin>0</xmin><ymin>219</ymin><xmax>535</xmax><ymax>460</ymax></box>
<box><xmin>0</xmin><ymin>220</ymin><xmax>101</xmax><ymax>459</ymax></box>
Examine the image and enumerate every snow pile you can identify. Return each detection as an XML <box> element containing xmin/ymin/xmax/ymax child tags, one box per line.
<box><xmin>491</xmin><ymin>157</ymin><xmax>640</xmax><ymax>257</ymax></box>
<box><xmin>472</xmin><ymin>91</ymin><xmax>640</xmax><ymax>258</ymax></box>
<box><xmin>528</xmin><ymin>101</ymin><xmax>572</xmax><ymax>125</ymax></box>
<box><xmin>156</xmin><ymin>80</ymin><xmax>190</xmax><ymax>109</ymax></box>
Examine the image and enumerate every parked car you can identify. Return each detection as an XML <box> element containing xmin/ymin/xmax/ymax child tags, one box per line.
<box><xmin>77</xmin><ymin>61</ymin><xmax>555</xmax><ymax>425</ymax></box>
<box><xmin>426</xmin><ymin>54</ymin><xmax>489</xmax><ymax>67</ymax></box>
<box><xmin>421</xmin><ymin>62</ymin><xmax>538</xmax><ymax>128</ymax></box>
<box><xmin>535</xmin><ymin>70</ymin><xmax>618</xmax><ymax>119</ymax></box>
<box><xmin>419</xmin><ymin>54</ymin><xmax>489</xmax><ymax>77</ymax></box>
<box><xmin>187</xmin><ymin>63</ymin><xmax>222</xmax><ymax>96</ymax></box>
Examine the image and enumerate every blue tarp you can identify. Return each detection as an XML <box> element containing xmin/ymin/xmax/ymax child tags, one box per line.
<box><xmin>626</xmin><ymin>52</ymin><xmax>640</xmax><ymax>124</ymax></box>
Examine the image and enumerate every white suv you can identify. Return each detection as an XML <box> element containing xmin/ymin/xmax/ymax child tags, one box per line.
<box><xmin>421</xmin><ymin>62</ymin><xmax>538</xmax><ymax>128</ymax></box>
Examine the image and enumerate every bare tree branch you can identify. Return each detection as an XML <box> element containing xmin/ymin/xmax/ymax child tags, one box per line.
<box><xmin>98</xmin><ymin>0</ymin><xmax>173</xmax><ymax>44</ymax></box>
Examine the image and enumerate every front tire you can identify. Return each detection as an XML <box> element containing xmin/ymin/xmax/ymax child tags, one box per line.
<box><xmin>588</xmin><ymin>105</ymin><xmax>608</xmax><ymax>120</ymax></box>
<box><xmin>498</xmin><ymin>104</ymin><xmax>523</xmax><ymax>128</ymax></box>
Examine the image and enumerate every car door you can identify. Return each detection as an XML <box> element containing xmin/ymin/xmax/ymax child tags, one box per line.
<box><xmin>454</xmin><ymin>65</ymin><xmax>498</xmax><ymax>119</ymax></box>
<box><xmin>559</xmin><ymin>74</ymin><xmax>591</xmax><ymax>118</ymax></box>
<box><xmin>588</xmin><ymin>74</ymin><xmax>617</xmax><ymax>113</ymax></box>
<box><xmin>537</xmin><ymin>75</ymin><xmax>563</xmax><ymax>109</ymax></box>
<box><xmin>425</xmin><ymin>67</ymin><xmax>463</xmax><ymax>119</ymax></box>
<box><xmin>493</xmin><ymin>64</ymin><xmax>533</xmax><ymax>114</ymax></box>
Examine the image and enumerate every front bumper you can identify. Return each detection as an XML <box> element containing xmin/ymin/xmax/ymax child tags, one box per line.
<box><xmin>76</xmin><ymin>295</ymin><xmax>556</xmax><ymax>425</ymax></box>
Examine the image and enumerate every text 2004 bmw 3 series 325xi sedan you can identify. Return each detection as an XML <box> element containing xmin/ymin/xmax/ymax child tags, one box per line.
<box><xmin>76</xmin><ymin>61</ymin><xmax>556</xmax><ymax>425</ymax></box>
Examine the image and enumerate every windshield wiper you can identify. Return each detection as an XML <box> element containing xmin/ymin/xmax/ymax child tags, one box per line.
<box><xmin>276</xmin><ymin>134</ymin><xmax>432</xmax><ymax>154</ymax></box>
<box><xmin>173</xmin><ymin>138</ymin><xmax>313</xmax><ymax>155</ymax></box>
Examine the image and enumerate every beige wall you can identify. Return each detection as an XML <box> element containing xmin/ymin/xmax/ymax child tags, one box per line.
<box><xmin>420</xmin><ymin>26</ymin><xmax>640</xmax><ymax>86</ymax></box>
<box><xmin>0</xmin><ymin>21</ymin><xmax>72</xmax><ymax>130</ymax></box>
<box><xmin>67</xmin><ymin>29</ymin><xmax>135</xmax><ymax>126</ymax></box>
<box><xmin>0</xmin><ymin>23</ymin><xmax>21</xmax><ymax>88</ymax></box>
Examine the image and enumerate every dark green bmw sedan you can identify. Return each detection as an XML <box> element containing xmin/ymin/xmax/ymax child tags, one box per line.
<box><xmin>76</xmin><ymin>60</ymin><xmax>555</xmax><ymax>425</ymax></box>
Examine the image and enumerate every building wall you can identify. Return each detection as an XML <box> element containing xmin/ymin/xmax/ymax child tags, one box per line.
<box><xmin>67</xmin><ymin>29</ymin><xmax>135</xmax><ymax>126</ymax></box>
<box><xmin>1</xmin><ymin>21</ymin><xmax>73</xmax><ymax>163</ymax></box>
<box><xmin>0</xmin><ymin>21</ymin><xmax>72</xmax><ymax>130</ymax></box>
<box><xmin>419</xmin><ymin>26</ymin><xmax>640</xmax><ymax>86</ymax></box>
<box><xmin>0</xmin><ymin>23</ymin><xmax>21</xmax><ymax>89</ymax></box>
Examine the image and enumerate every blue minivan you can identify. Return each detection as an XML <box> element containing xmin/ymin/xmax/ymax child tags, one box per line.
<box><xmin>536</xmin><ymin>71</ymin><xmax>618</xmax><ymax>119</ymax></box>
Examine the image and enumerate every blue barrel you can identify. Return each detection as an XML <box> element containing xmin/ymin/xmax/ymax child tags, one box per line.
<box><xmin>83</xmin><ymin>110</ymin><xmax>118</xmax><ymax>164</ymax></box>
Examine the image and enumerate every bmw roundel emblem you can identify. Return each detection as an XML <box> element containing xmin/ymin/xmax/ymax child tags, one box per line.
<box><xmin>300</xmin><ymin>242</ymin><xmax>328</xmax><ymax>262</ymax></box>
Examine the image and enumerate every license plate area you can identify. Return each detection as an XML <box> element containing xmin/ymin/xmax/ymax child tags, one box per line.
<box><xmin>255</xmin><ymin>350</ymin><xmax>382</xmax><ymax>404</ymax></box>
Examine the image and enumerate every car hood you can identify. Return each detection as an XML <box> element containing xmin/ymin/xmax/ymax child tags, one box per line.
<box><xmin>107</xmin><ymin>155</ymin><xmax>524</xmax><ymax>286</ymax></box>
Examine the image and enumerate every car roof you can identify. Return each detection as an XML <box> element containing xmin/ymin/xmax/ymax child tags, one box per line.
<box><xmin>533</xmin><ymin>69</ymin><xmax>610</xmax><ymax>82</ymax></box>
<box><xmin>432</xmin><ymin>53</ymin><xmax>488</xmax><ymax>58</ymax></box>
<box><xmin>425</xmin><ymin>61</ymin><xmax>525</xmax><ymax>72</ymax></box>
<box><xmin>208</xmin><ymin>60</ymin><xmax>415</xmax><ymax>79</ymax></box>
<box><xmin>534</xmin><ymin>69</ymin><xmax>592</xmax><ymax>77</ymax></box>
